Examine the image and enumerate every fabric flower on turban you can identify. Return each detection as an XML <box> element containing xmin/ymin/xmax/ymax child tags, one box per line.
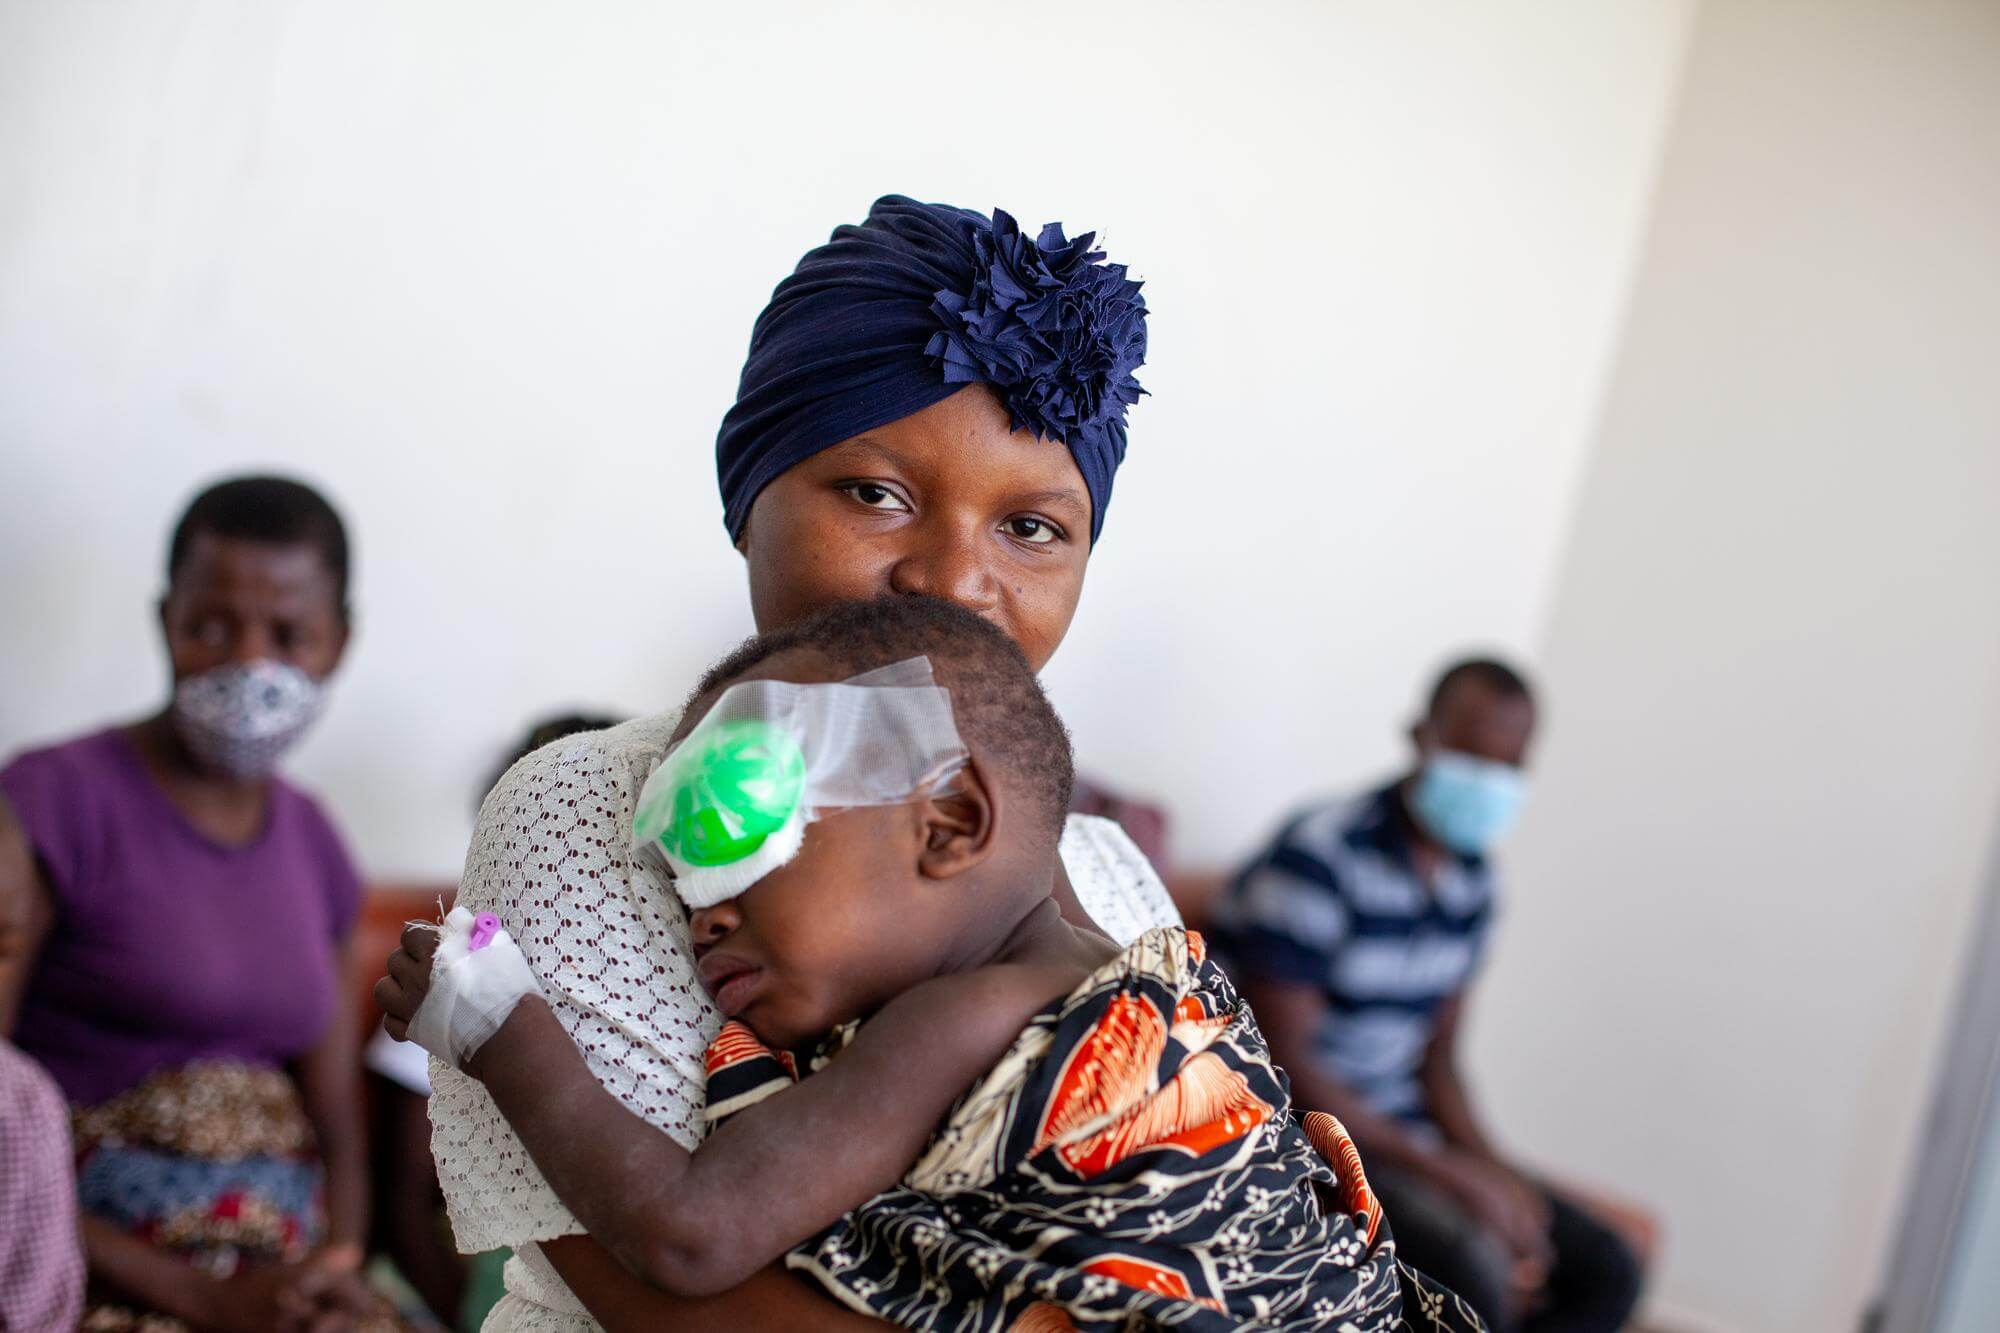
<box><xmin>715</xmin><ymin>196</ymin><xmax>1149</xmax><ymax>544</ymax></box>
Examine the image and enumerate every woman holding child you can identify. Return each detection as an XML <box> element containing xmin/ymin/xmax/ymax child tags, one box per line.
<box><xmin>400</xmin><ymin>196</ymin><xmax>1479</xmax><ymax>1330</ymax></box>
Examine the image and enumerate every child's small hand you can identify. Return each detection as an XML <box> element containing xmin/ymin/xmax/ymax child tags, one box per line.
<box><xmin>374</xmin><ymin>922</ymin><xmax>440</xmax><ymax>1043</ymax></box>
<box><xmin>377</xmin><ymin>907</ymin><xmax>545</xmax><ymax>1070</ymax></box>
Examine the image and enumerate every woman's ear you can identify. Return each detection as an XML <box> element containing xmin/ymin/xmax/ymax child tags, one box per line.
<box><xmin>917</xmin><ymin>756</ymin><xmax>1000</xmax><ymax>881</ymax></box>
<box><xmin>325</xmin><ymin>615</ymin><xmax>353</xmax><ymax>677</ymax></box>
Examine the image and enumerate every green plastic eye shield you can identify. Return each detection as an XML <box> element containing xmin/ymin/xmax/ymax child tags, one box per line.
<box><xmin>640</xmin><ymin>719</ymin><xmax>806</xmax><ymax>868</ymax></box>
<box><xmin>631</xmin><ymin>661</ymin><xmax>967</xmax><ymax>909</ymax></box>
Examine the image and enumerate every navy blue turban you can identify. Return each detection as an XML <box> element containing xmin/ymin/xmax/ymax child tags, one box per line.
<box><xmin>715</xmin><ymin>195</ymin><xmax>1148</xmax><ymax>544</ymax></box>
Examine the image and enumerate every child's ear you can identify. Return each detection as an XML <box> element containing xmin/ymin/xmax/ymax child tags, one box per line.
<box><xmin>917</xmin><ymin>756</ymin><xmax>1000</xmax><ymax>881</ymax></box>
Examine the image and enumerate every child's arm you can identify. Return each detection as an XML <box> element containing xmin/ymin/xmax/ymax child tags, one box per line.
<box><xmin>538</xmin><ymin>1234</ymin><xmax>892</xmax><ymax>1332</ymax></box>
<box><xmin>459</xmin><ymin>963</ymin><xmax>1055</xmax><ymax>1297</ymax></box>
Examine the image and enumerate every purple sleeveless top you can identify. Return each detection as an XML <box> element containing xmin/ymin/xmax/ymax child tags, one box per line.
<box><xmin>0</xmin><ymin>728</ymin><xmax>361</xmax><ymax>1106</ymax></box>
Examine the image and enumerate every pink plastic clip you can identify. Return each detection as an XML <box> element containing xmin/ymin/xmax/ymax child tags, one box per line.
<box><xmin>468</xmin><ymin>912</ymin><xmax>502</xmax><ymax>952</ymax></box>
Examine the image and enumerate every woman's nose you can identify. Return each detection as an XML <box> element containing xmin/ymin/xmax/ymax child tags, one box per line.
<box><xmin>887</xmin><ymin>525</ymin><xmax>999</xmax><ymax>614</ymax></box>
<box><xmin>229</xmin><ymin>625</ymin><xmax>275</xmax><ymax>664</ymax></box>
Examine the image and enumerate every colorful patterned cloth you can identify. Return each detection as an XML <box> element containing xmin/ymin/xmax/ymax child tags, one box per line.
<box><xmin>705</xmin><ymin>928</ymin><xmax>1486</xmax><ymax>1331</ymax></box>
<box><xmin>71</xmin><ymin>1059</ymin><xmax>401</xmax><ymax>1333</ymax></box>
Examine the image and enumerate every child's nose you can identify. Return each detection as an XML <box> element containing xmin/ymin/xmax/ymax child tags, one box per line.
<box><xmin>687</xmin><ymin>901</ymin><xmax>740</xmax><ymax>945</ymax></box>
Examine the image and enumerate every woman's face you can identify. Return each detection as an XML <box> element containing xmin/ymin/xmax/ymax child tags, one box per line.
<box><xmin>159</xmin><ymin>533</ymin><xmax>349</xmax><ymax>686</ymax></box>
<box><xmin>738</xmin><ymin>385</ymin><xmax>1091</xmax><ymax>672</ymax></box>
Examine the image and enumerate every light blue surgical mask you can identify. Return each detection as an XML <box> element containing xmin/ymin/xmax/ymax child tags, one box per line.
<box><xmin>1410</xmin><ymin>750</ymin><xmax>1528</xmax><ymax>855</ymax></box>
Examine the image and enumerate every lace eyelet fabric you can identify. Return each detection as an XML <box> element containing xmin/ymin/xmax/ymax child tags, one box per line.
<box><xmin>427</xmin><ymin>715</ymin><xmax>1180</xmax><ymax>1330</ymax></box>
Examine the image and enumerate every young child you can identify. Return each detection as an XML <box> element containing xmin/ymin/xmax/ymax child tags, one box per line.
<box><xmin>379</xmin><ymin>597</ymin><xmax>1480</xmax><ymax>1331</ymax></box>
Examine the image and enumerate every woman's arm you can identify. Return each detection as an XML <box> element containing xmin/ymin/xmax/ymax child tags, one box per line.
<box><xmin>82</xmin><ymin>1218</ymin><xmax>211</xmax><ymax>1325</ymax></box>
<box><xmin>293</xmin><ymin>933</ymin><xmax>368</xmax><ymax>1264</ymax></box>
<box><xmin>540</xmin><ymin>1234</ymin><xmax>890</xmax><ymax>1332</ymax></box>
<box><xmin>0</xmin><ymin>796</ymin><xmax>54</xmax><ymax>1034</ymax></box>
<box><xmin>84</xmin><ymin>1216</ymin><xmax>370</xmax><ymax>1332</ymax></box>
<box><xmin>372</xmin><ymin>1080</ymin><xmax>467</xmax><ymax>1323</ymax></box>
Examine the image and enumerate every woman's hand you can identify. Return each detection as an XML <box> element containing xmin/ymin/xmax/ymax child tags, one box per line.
<box><xmin>201</xmin><ymin>1259</ymin><xmax>374</xmax><ymax>1333</ymax></box>
<box><xmin>82</xmin><ymin>1215</ymin><xmax>370</xmax><ymax>1333</ymax></box>
<box><xmin>373</xmin><ymin>922</ymin><xmax>438</xmax><ymax>1043</ymax></box>
<box><xmin>541</xmin><ymin>1234</ymin><xmax>895</xmax><ymax>1332</ymax></box>
<box><xmin>305</xmin><ymin>1241</ymin><xmax>364</xmax><ymax>1274</ymax></box>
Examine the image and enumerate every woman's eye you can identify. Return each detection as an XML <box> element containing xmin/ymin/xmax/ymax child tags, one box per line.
<box><xmin>841</xmin><ymin>482</ymin><xmax>906</xmax><ymax>511</ymax></box>
<box><xmin>190</xmin><ymin>618</ymin><xmax>227</xmax><ymax>646</ymax></box>
<box><xmin>1005</xmin><ymin>517</ymin><xmax>1059</xmax><ymax>545</ymax></box>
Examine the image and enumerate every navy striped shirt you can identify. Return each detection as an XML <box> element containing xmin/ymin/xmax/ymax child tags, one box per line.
<box><xmin>1210</xmin><ymin>782</ymin><xmax>1495</xmax><ymax>1126</ymax></box>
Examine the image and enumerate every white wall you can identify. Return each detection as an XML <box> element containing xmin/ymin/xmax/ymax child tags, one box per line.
<box><xmin>0</xmin><ymin>0</ymin><xmax>1691</xmax><ymax>877</ymax></box>
<box><xmin>1466</xmin><ymin>2</ymin><xmax>2000</xmax><ymax>1330</ymax></box>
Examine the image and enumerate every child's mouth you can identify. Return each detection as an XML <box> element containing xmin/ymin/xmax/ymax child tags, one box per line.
<box><xmin>698</xmin><ymin>956</ymin><xmax>765</xmax><ymax>1017</ymax></box>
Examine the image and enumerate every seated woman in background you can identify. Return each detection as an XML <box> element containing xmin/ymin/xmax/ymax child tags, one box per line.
<box><xmin>0</xmin><ymin>476</ymin><xmax>392</xmax><ymax>1332</ymax></box>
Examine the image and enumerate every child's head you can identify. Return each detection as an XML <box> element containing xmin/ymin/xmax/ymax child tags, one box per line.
<box><xmin>667</xmin><ymin>595</ymin><xmax>1073</xmax><ymax>1048</ymax></box>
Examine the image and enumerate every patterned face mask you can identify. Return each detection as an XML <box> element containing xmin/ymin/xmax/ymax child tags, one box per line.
<box><xmin>170</xmin><ymin>660</ymin><xmax>324</xmax><ymax>779</ymax></box>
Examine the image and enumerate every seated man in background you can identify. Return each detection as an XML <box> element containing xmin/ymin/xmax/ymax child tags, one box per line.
<box><xmin>1211</xmin><ymin>657</ymin><xmax>1643</xmax><ymax>1333</ymax></box>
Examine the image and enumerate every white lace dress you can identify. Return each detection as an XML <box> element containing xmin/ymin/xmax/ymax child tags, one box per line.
<box><xmin>429</xmin><ymin>714</ymin><xmax>1181</xmax><ymax>1331</ymax></box>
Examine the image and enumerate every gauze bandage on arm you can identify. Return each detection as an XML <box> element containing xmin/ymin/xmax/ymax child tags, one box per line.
<box><xmin>405</xmin><ymin>907</ymin><xmax>544</xmax><ymax>1067</ymax></box>
<box><xmin>632</xmin><ymin>657</ymin><xmax>968</xmax><ymax>909</ymax></box>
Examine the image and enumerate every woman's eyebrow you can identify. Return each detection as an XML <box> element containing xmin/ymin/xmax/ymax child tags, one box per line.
<box><xmin>1011</xmin><ymin>488</ymin><xmax>1089</xmax><ymax>521</ymax></box>
<box><xmin>822</xmin><ymin>436</ymin><xmax>911</xmax><ymax>470</ymax></box>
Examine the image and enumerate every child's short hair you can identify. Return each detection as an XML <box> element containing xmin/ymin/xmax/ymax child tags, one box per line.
<box><xmin>692</xmin><ymin>597</ymin><xmax>1075</xmax><ymax>843</ymax></box>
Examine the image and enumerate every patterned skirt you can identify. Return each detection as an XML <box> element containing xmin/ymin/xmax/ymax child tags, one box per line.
<box><xmin>706</xmin><ymin>928</ymin><xmax>1488</xmax><ymax>1332</ymax></box>
<box><xmin>72</xmin><ymin>1059</ymin><xmax>395</xmax><ymax>1333</ymax></box>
